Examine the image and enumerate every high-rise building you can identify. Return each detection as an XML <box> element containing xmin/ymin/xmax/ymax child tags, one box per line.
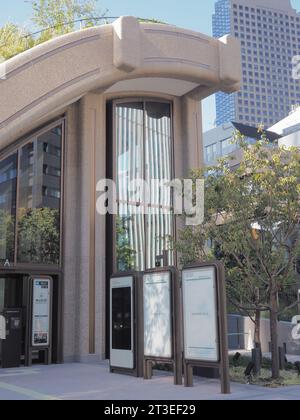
<box><xmin>213</xmin><ymin>0</ymin><xmax>300</xmax><ymax>127</ymax></box>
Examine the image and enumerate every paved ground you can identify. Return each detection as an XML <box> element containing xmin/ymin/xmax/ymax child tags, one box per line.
<box><xmin>0</xmin><ymin>362</ymin><xmax>299</xmax><ymax>400</ymax></box>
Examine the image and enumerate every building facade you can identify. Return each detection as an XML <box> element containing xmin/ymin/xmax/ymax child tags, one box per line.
<box><xmin>203</xmin><ymin>121</ymin><xmax>280</xmax><ymax>165</ymax></box>
<box><xmin>0</xmin><ymin>17</ymin><xmax>241</xmax><ymax>364</ymax></box>
<box><xmin>269</xmin><ymin>107</ymin><xmax>300</xmax><ymax>148</ymax></box>
<box><xmin>213</xmin><ymin>0</ymin><xmax>300</xmax><ymax>127</ymax></box>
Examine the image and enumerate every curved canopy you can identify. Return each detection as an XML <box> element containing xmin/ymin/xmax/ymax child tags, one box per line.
<box><xmin>0</xmin><ymin>16</ymin><xmax>241</xmax><ymax>149</ymax></box>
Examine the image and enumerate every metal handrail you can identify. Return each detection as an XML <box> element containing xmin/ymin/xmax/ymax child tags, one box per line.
<box><xmin>0</xmin><ymin>16</ymin><xmax>118</xmax><ymax>49</ymax></box>
<box><xmin>21</xmin><ymin>16</ymin><xmax>119</xmax><ymax>38</ymax></box>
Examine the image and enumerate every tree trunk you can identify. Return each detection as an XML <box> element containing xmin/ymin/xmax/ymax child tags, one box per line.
<box><xmin>254</xmin><ymin>288</ymin><xmax>262</xmax><ymax>352</ymax></box>
<box><xmin>270</xmin><ymin>290</ymin><xmax>280</xmax><ymax>379</ymax></box>
<box><xmin>254</xmin><ymin>309</ymin><xmax>261</xmax><ymax>349</ymax></box>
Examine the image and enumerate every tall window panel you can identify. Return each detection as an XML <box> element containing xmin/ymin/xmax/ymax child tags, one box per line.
<box><xmin>115</xmin><ymin>101</ymin><xmax>174</xmax><ymax>272</ymax></box>
<box><xmin>0</xmin><ymin>154</ymin><xmax>17</xmax><ymax>264</ymax></box>
<box><xmin>17</xmin><ymin>125</ymin><xmax>62</xmax><ymax>265</ymax></box>
<box><xmin>145</xmin><ymin>102</ymin><xmax>173</xmax><ymax>269</ymax></box>
<box><xmin>115</xmin><ymin>103</ymin><xmax>145</xmax><ymax>271</ymax></box>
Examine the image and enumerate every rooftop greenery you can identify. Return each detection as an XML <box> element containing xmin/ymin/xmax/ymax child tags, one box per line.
<box><xmin>0</xmin><ymin>0</ymin><xmax>166</xmax><ymax>60</ymax></box>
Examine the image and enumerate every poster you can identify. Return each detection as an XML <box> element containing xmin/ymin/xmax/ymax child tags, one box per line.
<box><xmin>143</xmin><ymin>272</ymin><xmax>172</xmax><ymax>359</ymax></box>
<box><xmin>182</xmin><ymin>267</ymin><xmax>219</xmax><ymax>362</ymax></box>
<box><xmin>32</xmin><ymin>279</ymin><xmax>51</xmax><ymax>347</ymax></box>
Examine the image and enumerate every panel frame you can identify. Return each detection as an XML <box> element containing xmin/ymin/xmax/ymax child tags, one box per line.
<box><xmin>182</xmin><ymin>265</ymin><xmax>219</xmax><ymax>363</ymax></box>
<box><xmin>0</xmin><ymin>118</ymin><xmax>65</xmax><ymax>269</ymax></box>
<box><xmin>109</xmin><ymin>271</ymin><xmax>144</xmax><ymax>377</ymax></box>
<box><xmin>142</xmin><ymin>266</ymin><xmax>182</xmax><ymax>386</ymax></box>
<box><xmin>182</xmin><ymin>261</ymin><xmax>230</xmax><ymax>394</ymax></box>
<box><xmin>111</xmin><ymin>98</ymin><xmax>175</xmax><ymax>273</ymax></box>
<box><xmin>110</xmin><ymin>275</ymin><xmax>134</xmax><ymax>370</ymax></box>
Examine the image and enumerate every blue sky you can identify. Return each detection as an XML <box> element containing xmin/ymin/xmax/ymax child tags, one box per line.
<box><xmin>0</xmin><ymin>0</ymin><xmax>216</xmax><ymax>31</ymax></box>
<box><xmin>1</xmin><ymin>0</ymin><xmax>300</xmax><ymax>130</ymax></box>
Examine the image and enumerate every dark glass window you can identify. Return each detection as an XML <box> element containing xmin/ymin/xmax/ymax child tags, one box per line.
<box><xmin>17</xmin><ymin>126</ymin><xmax>62</xmax><ymax>265</ymax></box>
<box><xmin>112</xmin><ymin>287</ymin><xmax>132</xmax><ymax>350</ymax></box>
<box><xmin>0</xmin><ymin>154</ymin><xmax>17</xmax><ymax>264</ymax></box>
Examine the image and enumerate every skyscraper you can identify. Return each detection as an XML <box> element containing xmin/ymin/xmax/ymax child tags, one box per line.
<box><xmin>213</xmin><ymin>0</ymin><xmax>300</xmax><ymax>127</ymax></box>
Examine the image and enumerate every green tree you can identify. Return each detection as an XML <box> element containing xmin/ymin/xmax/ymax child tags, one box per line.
<box><xmin>116</xmin><ymin>217</ymin><xmax>136</xmax><ymax>272</ymax></box>
<box><xmin>17</xmin><ymin>207</ymin><xmax>60</xmax><ymax>265</ymax></box>
<box><xmin>30</xmin><ymin>0</ymin><xmax>106</xmax><ymax>37</ymax></box>
<box><xmin>0</xmin><ymin>0</ymin><xmax>106</xmax><ymax>60</ymax></box>
<box><xmin>176</xmin><ymin>133</ymin><xmax>300</xmax><ymax>379</ymax></box>
<box><xmin>0</xmin><ymin>23</ymin><xmax>34</xmax><ymax>60</ymax></box>
<box><xmin>116</xmin><ymin>217</ymin><xmax>136</xmax><ymax>271</ymax></box>
<box><xmin>0</xmin><ymin>210</ymin><xmax>15</xmax><ymax>261</ymax></box>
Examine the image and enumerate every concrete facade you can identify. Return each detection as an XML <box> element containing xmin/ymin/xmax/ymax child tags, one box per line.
<box><xmin>269</xmin><ymin>107</ymin><xmax>300</xmax><ymax>149</ymax></box>
<box><xmin>228</xmin><ymin>315</ymin><xmax>300</xmax><ymax>356</ymax></box>
<box><xmin>203</xmin><ymin>121</ymin><xmax>281</xmax><ymax>165</ymax></box>
<box><xmin>0</xmin><ymin>17</ymin><xmax>241</xmax><ymax>363</ymax></box>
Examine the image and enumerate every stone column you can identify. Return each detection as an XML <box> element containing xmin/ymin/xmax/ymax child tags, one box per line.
<box><xmin>180</xmin><ymin>94</ymin><xmax>203</xmax><ymax>175</ymax></box>
<box><xmin>63</xmin><ymin>93</ymin><xmax>106</xmax><ymax>362</ymax></box>
<box><xmin>63</xmin><ymin>102</ymin><xmax>80</xmax><ymax>362</ymax></box>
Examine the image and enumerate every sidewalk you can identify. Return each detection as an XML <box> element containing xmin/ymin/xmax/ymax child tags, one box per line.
<box><xmin>0</xmin><ymin>362</ymin><xmax>300</xmax><ymax>400</ymax></box>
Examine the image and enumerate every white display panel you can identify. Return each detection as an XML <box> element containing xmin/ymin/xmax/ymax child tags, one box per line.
<box><xmin>182</xmin><ymin>267</ymin><xmax>219</xmax><ymax>362</ymax></box>
<box><xmin>143</xmin><ymin>272</ymin><xmax>172</xmax><ymax>358</ymax></box>
<box><xmin>32</xmin><ymin>278</ymin><xmax>51</xmax><ymax>347</ymax></box>
<box><xmin>110</xmin><ymin>276</ymin><xmax>134</xmax><ymax>370</ymax></box>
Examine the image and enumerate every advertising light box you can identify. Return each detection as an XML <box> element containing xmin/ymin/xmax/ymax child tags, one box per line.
<box><xmin>143</xmin><ymin>271</ymin><xmax>172</xmax><ymax>359</ymax></box>
<box><xmin>32</xmin><ymin>278</ymin><xmax>51</xmax><ymax>347</ymax></box>
<box><xmin>182</xmin><ymin>266</ymin><xmax>219</xmax><ymax>362</ymax></box>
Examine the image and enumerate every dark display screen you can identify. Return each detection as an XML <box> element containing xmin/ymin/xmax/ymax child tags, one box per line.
<box><xmin>112</xmin><ymin>287</ymin><xmax>132</xmax><ymax>351</ymax></box>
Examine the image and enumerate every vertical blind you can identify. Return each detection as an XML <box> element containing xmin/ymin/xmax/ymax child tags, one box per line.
<box><xmin>115</xmin><ymin>101</ymin><xmax>173</xmax><ymax>271</ymax></box>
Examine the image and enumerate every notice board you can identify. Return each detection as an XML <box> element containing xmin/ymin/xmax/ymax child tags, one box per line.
<box><xmin>32</xmin><ymin>278</ymin><xmax>51</xmax><ymax>347</ymax></box>
<box><xmin>143</xmin><ymin>271</ymin><xmax>172</xmax><ymax>359</ymax></box>
<box><xmin>182</xmin><ymin>266</ymin><xmax>219</xmax><ymax>362</ymax></box>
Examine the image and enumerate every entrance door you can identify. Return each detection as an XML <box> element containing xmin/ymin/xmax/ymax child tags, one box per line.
<box><xmin>0</xmin><ymin>274</ymin><xmax>61</xmax><ymax>367</ymax></box>
<box><xmin>110</xmin><ymin>276</ymin><xmax>134</xmax><ymax>369</ymax></box>
<box><xmin>0</xmin><ymin>275</ymin><xmax>24</xmax><ymax>367</ymax></box>
<box><xmin>1</xmin><ymin>308</ymin><xmax>22</xmax><ymax>368</ymax></box>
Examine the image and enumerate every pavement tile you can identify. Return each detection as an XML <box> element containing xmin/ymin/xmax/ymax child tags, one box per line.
<box><xmin>0</xmin><ymin>362</ymin><xmax>299</xmax><ymax>401</ymax></box>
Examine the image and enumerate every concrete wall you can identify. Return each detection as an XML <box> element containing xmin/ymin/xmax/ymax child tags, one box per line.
<box><xmin>228</xmin><ymin>315</ymin><xmax>300</xmax><ymax>356</ymax></box>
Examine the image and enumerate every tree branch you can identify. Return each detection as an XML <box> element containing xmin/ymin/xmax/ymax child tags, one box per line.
<box><xmin>278</xmin><ymin>300</ymin><xmax>300</xmax><ymax>316</ymax></box>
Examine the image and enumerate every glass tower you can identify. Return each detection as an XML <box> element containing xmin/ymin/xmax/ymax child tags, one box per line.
<box><xmin>213</xmin><ymin>0</ymin><xmax>300</xmax><ymax>127</ymax></box>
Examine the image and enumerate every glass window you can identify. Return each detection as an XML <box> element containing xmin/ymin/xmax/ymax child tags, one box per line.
<box><xmin>17</xmin><ymin>125</ymin><xmax>62</xmax><ymax>265</ymax></box>
<box><xmin>220</xmin><ymin>138</ymin><xmax>237</xmax><ymax>156</ymax></box>
<box><xmin>115</xmin><ymin>101</ymin><xmax>173</xmax><ymax>271</ymax></box>
<box><xmin>0</xmin><ymin>154</ymin><xmax>17</xmax><ymax>264</ymax></box>
<box><xmin>205</xmin><ymin>143</ymin><xmax>218</xmax><ymax>163</ymax></box>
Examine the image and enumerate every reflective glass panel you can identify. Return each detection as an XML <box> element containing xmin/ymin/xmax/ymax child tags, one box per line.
<box><xmin>0</xmin><ymin>154</ymin><xmax>17</xmax><ymax>264</ymax></box>
<box><xmin>115</xmin><ymin>101</ymin><xmax>173</xmax><ymax>271</ymax></box>
<box><xmin>17</xmin><ymin>126</ymin><xmax>62</xmax><ymax>265</ymax></box>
